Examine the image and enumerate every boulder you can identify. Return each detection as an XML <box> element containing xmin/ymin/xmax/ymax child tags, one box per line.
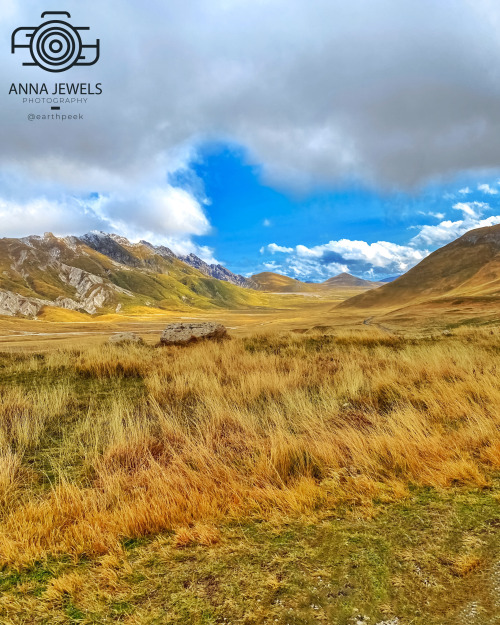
<box><xmin>159</xmin><ymin>322</ymin><xmax>228</xmax><ymax>346</ymax></box>
<box><xmin>108</xmin><ymin>332</ymin><xmax>144</xmax><ymax>345</ymax></box>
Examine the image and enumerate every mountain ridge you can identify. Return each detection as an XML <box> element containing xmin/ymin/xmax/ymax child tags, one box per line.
<box><xmin>0</xmin><ymin>232</ymin><xmax>267</xmax><ymax>318</ymax></box>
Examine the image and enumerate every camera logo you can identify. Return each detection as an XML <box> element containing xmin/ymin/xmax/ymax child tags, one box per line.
<box><xmin>11</xmin><ymin>11</ymin><xmax>100</xmax><ymax>73</ymax></box>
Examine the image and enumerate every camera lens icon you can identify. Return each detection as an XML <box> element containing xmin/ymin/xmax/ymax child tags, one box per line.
<box><xmin>31</xmin><ymin>22</ymin><xmax>82</xmax><ymax>72</ymax></box>
<box><xmin>12</xmin><ymin>12</ymin><xmax>100</xmax><ymax>73</ymax></box>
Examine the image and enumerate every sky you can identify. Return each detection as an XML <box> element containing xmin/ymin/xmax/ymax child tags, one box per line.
<box><xmin>2</xmin><ymin>0</ymin><xmax>500</xmax><ymax>280</ymax></box>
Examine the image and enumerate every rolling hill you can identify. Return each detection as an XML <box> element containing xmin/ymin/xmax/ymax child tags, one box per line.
<box><xmin>250</xmin><ymin>272</ymin><xmax>318</xmax><ymax>293</ymax></box>
<box><xmin>323</xmin><ymin>272</ymin><xmax>383</xmax><ymax>288</ymax></box>
<box><xmin>252</xmin><ymin>271</ymin><xmax>382</xmax><ymax>292</ymax></box>
<box><xmin>340</xmin><ymin>224</ymin><xmax>500</xmax><ymax>310</ymax></box>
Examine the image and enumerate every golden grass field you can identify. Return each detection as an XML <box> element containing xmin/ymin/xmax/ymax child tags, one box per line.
<box><xmin>0</xmin><ymin>293</ymin><xmax>367</xmax><ymax>352</ymax></box>
<box><xmin>0</xmin><ymin>294</ymin><xmax>500</xmax><ymax>624</ymax></box>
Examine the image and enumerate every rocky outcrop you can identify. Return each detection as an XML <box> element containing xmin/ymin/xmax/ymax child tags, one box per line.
<box><xmin>159</xmin><ymin>322</ymin><xmax>228</xmax><ymax>346</ymax></box>
<box><xmin>178</xmin><ymin>253</ymin><xmax>257</xmax><ymax>288</ymax></box>
<box><xmin>57</xmin><ymin>263</ymin><xmax>133</xmax><ymax>314</ymax></box>
<box><xmin>0</xmin><ymin>235</ymin><xmax>136</xmax><ymax>317</ymax></box>
<box><xmin>139</xmin><ymin>240</ymin><xmax>176</xmax><ymax>259</ymax></box>
<box><xmin>108</xmin><ymin>332</ymin><xmax>144</xmax><ymax>345</ymax></box>
<box><xmin>80</xmin><ymin>232</ymin><xmax>142</xmax><ymax>267</ymax></box>
<box><xmin>0</xmin><ymin>290</ymin><xmax>52</xmax><ymax>318</ymax></box>
<box><xmin>460</xmin><ymin>224</ymin><xmax>500</xmax><ymax>247</ymax></box>
<box><xmin>0</xmin><ymin>289</ymin><xmax>109</xmax><ymax>318</ymax></box>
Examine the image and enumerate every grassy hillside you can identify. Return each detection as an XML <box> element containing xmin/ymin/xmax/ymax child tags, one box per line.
<box><xmin>340</xmin><ymin>224</ymin><xmax>500</xmax><ymax>310</ymax></box>
<box><xmin>251</xmin><ymin>272</ymin><xmax>319</xmax><ymax>292</ymax></box>
<box><xmin>0</xmin><ymin>328</ymin><xmax>500</xmax><ymax>622</ymax></box>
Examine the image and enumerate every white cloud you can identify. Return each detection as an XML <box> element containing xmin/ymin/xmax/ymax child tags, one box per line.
<box><xmin>0</xmin><ymin>178</ymin><xmax>214</xmax><ymax>260</ymax></box>
<box><xmin>0</xmin><ymin>197</ymin><xmax>103</xmax><ymax>236</ymax></box>
<box><xmin>263</xmin><ymin>261</ymin><xmax>283</xmax><ymax>271</ymax></box>
<box><xmin>453</xmin><ymin>201</ymin><xmax>489</xmax><ymax>219</ymax></box>
<box><xmin>267</xmin><ymin>243</ymin><xmax>294</xmax><ymax>253</ymax></box>
<box><xmin>418</xmin><ymin>211</ymin><xmax>445</xmax><ymax>220</ymax></box>
<box><xmin>410</xmin><ymin>202</ymin><xmax>500</xmax><ymax>247</ymax></box>
<box><xmin>459</xmin><ymin>187</ymin><xmax>472</xmax><ymax>195</ymax></box>
<box><xmin>260</xmin><ymin>239</ymin><xmax>428</xmax><ymax>280</ymax></box>
<box><xmin>478</xmin><ymin>183</ymin><xmax>498</xmax><ymax>195</ymax></box>
<box><xmin>93</xmin><ymin>187</ymin><xmax>211</xmax><ymax>239</ymax></box>
<box><xmin>411</xmin><ymin>215</ymin><xmax>500</xmax><ymax>247</ymax></box>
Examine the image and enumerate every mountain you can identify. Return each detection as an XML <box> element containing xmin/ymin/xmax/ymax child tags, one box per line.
<box><xmin>251</xmin><ymin>272</ymin><xmax>318</xmax><ymax>293</ymax></box>
<box><xmin>340</xmin><ymin>224</ymin><xmax>500</xmax><ymax>310</ymax></box>
<box><xmin>0</xmin><ymin>232</ymin><xmax>267</xmax><ymax>318</ymax></box>
<box><xmin>379</xmin><ymin>276</ymin><xmax>400</xmax><ymax>283</ymax></box>
<box><xmin>178</xmin><ymin>253</ymin><xmax>256</xmax><ymax>288</ymax></box>
<box><xmin>323</xmin><ymin>273</ymin><xmax>383</xmax><ymax>288</ymax></box>
<box><xmin>251</xmin><ymin>271</ymin><xmax>382</xmax><ymax>292</ymax></box>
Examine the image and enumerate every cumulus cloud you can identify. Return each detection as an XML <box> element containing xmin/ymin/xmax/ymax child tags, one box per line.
<box><xmin>267</xmin><ymin>243</ymin><xmax>294</xmax><ymax>254</ymax></box>
<box><xmin>260</xmin><ymin>239</ymin><xmax>427</xmax><ymax>280</ymax></box>
<box><xmin>0</xmin><ymin>179</ymin><xmax>216</xmax><ymax>260</ymax></box>
<box><xmin>92</xmin><ymin>187</ymin><xmax>211</xmax><ymax>240</ymax></box>
<box><xmin>0</xmin><ymin>197</ymin><xmax>104</xmax><ymax>236</ymax></box>
<box><xmin>262</xmin><ymin>261</ymin><xmax>282</xmax><ymax>271</ymax></box>
<box><xmin>3</xmin><ymin>0</ymin><xmax>500</xmax><ymax>194</ymax></box>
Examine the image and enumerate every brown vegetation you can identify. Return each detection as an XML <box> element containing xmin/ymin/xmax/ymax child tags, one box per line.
<box><xmin>0</xmin><ymin>326</ymin><xmax>499</xmax><ymax>570</ymax></box>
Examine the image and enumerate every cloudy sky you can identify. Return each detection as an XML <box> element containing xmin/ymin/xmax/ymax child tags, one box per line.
<box><xmin>2</xmin><ymin>0</ymin><xmax>500</xmax><ymax>280</ymax></box>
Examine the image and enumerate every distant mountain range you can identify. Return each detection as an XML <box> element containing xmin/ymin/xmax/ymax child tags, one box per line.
<box><xmin>379</xmin><ymin>276</ymin><xmax>400</xmax><ymax>283</ymax></box>
<box><xmin>0</xmin><ymin>231</ymin><xmax>381</xmax><ymax>319</ymax></box>
<box><xmin>250</xmin><ymin>271</ymin><xmax>382</xmax><ymax>292</ymax></box>
<box><xmin>340</xmin><ymin>224</ymin><xmax>500</xmax><ymax>310</ymax></box>
<box><xmin>3</xmin><ymin>225</ymin><xmax>498</xmax><ymax>320</ymax></box>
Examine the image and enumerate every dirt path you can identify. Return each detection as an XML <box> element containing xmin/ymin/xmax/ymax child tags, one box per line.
<box><xmin>363</xmin><ymin>316</ymin><xmax>394</xmax><ymax>334</ymax></box>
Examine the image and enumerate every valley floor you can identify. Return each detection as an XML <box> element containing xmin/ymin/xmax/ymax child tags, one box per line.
<box><xmin>0</xmin><ymin>299</ymin><xmax>500</xmax><ymax>623</ymax></box>
<box><xmin>1</xmin><ymin>289</ymin><xmax>499</xmax><ymax>352</ymax></box>
<box><xmin>0</xmin><ymin>295</ymin><xmax>360</xmax><ymax>352</ymax></box>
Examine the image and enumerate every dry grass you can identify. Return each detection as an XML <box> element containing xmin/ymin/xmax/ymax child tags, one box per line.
<box><xmin>0</xmin><ymin>326</ymin><xmax>499</xmax><ymax>568</ymax></box>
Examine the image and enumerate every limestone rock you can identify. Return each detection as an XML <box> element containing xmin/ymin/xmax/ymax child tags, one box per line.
<box><xmin>108</xmin><ymin>332</ymin><xmax>144</xmax><ymax>345</ymax></box>
<box><xmin>0</xmin><ymin>290</ymin><xmax>50</xmax><ymax>318</ymax></box>
<box><xmin>160</xmin><ymin>322</ymin><xmax>228</xmax><ymax>346</ymax></box>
